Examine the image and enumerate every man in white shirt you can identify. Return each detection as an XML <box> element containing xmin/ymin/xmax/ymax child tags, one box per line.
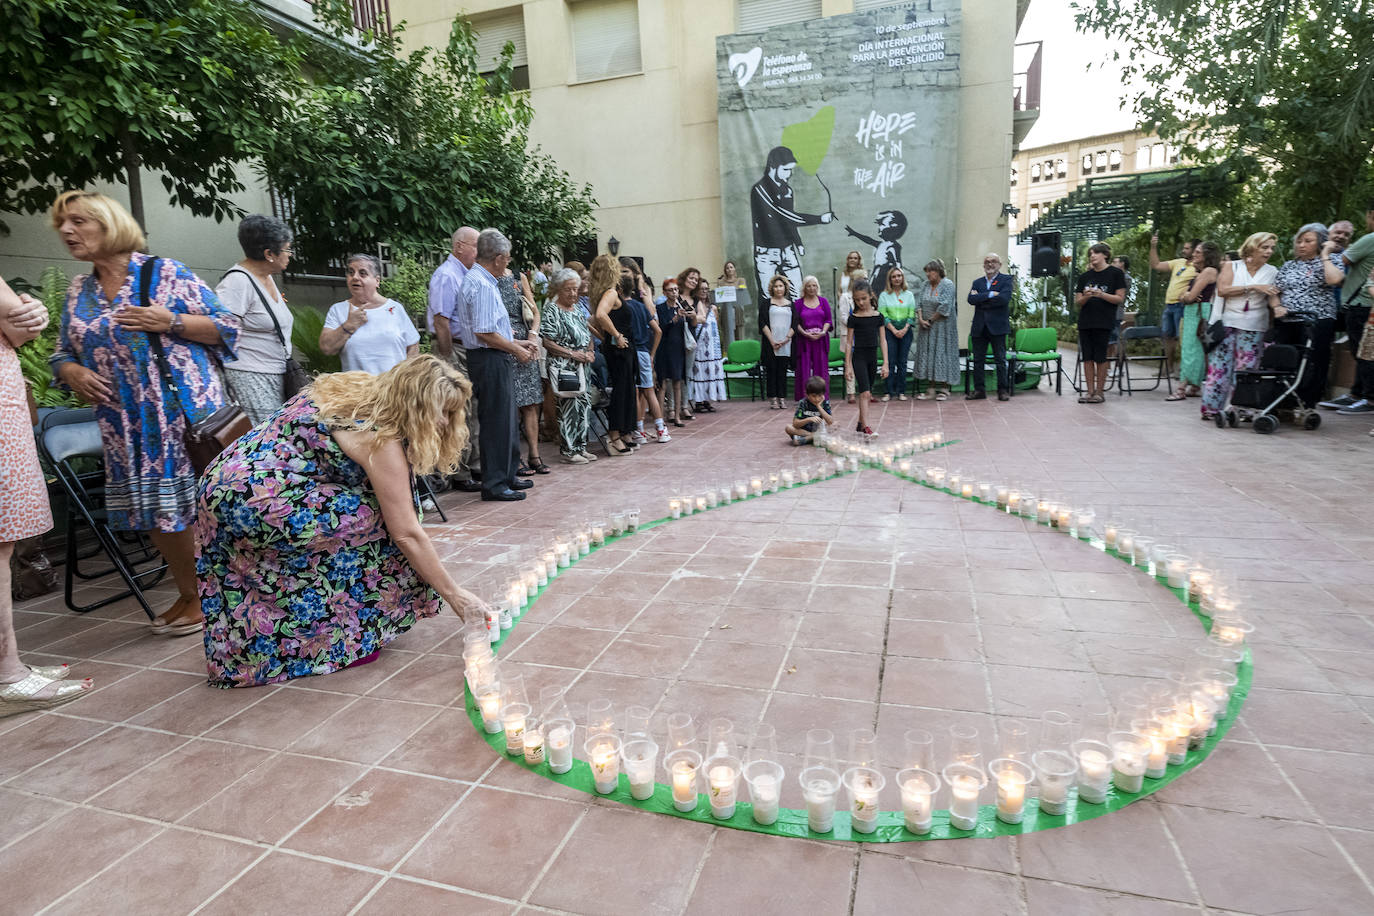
<box><xmin>428</xmin><ymin>227</ymin><xmax>482</xmax><ymax>489</ymax></box>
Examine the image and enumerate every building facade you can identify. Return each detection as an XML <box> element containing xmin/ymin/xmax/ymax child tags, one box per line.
<box><xmin>1009</xmin><ymin>128</ymin><xmax>1183</xmax><ymax>238</ymax></box>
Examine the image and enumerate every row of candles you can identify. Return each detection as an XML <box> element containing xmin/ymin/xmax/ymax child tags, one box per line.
<box><xmin>459</xmin><ymin>423</ymin><xmax>1251</xmax><ymax>830</ymax></box>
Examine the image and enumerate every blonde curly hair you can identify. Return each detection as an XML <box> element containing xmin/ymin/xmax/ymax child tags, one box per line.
<box><xmin>309</xmin><ymin>355</ymin><xmax>471</xmax><ymax>476</ymax></box>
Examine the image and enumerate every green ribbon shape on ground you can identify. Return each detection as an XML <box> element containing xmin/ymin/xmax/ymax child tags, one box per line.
<box><xmin>463</xmin><ymin>441</ymin><xmax>1251</xmax><ymax>841</ymax></box>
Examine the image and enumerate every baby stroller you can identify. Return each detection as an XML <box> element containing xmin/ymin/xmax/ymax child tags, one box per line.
<box><xmin>1218</xmin><ymin>319</ymin><xmax>1321</xmax><ymax>434</ymax></box>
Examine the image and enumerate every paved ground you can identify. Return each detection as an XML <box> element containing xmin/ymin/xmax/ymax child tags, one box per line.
<box><xmin>5</xmin><ymin>376</ymin><xmax>1374</xmax><ymax>915</ymax></box>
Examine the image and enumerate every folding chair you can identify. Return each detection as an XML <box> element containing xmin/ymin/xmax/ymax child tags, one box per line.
<box><xmin>38</xmin><ymin>408</ymin><xmax>166</xmax><ymax>619</ymax></box>
<box><xmin>722</xmin><ymin>339</ymin><xmax>761</xmax><ymax>401</ymax></box>
<box><xmin>1114</xmin><ymin>325</ymin><xmax>1173</xmax><ymax>397</ymax></box>
<box><xmin>416</xmin><ymin>476</ymin><xmax>448</xmax><ymax>522</ymax></box>
<box><xmin>1009</xmin><ymin>327</ymin><xmax>1063</xmax><ymax>395</ymax></box>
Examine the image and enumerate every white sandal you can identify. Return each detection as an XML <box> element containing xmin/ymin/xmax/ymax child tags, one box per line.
<box><xmin>0</xmin><ymin>671</ymin><xmax>92</xmax><ymax>717</ymax></box>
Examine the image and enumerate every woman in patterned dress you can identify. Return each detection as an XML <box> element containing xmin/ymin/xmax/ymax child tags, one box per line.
<box><xmin>195</xmin><ymin>355</ymin><xmax>485</xmax><ymax>687</ymax></box>
<box><xmin>499</xmin><ymin>268</ymin><xmax>547</xmax><ymax>474</ymax></box>
<box><xmin>913</xmin><ymin>259</ymin><xmax>959</xmax><ymax>400</ymax></box>
<box><xmin>49</xmin><ymin>191</ymin><xmax>240</xmax><ymax>637</ymax></box>
<box><xmin>1200</xmin><ymin>233</ymin><xmax>1283</xmax><ymax>420</ymax></box>
<box><xmin>540</xmin><ymin>269</ymin><xmax>597</xmax><ymax>463</ymax></box>
<box><xmin>0</xmin><ymin>277</ymin><xmax>93</xmax><ymax>714</ymax></box>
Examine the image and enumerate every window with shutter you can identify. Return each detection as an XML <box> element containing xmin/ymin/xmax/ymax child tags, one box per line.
<box><xmin>472</xmin><ymin>7</ymin><xmax>529</xmax><ymax>90</ymax></box>
<box><xmin>737</xmin><ymin>0</ymin><xmax>823</xmax><ymax>32</ymax></box>
<box><xmin>571</xmin><ymin>0</ymin><xmax>642</xmax><ymax>82</ymax></box>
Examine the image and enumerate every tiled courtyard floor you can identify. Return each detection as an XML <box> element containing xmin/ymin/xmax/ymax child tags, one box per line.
<box><xmin>5</xmin><ymin>377</ymin><xmax>1374</xmax><ymax>915</ymax></box>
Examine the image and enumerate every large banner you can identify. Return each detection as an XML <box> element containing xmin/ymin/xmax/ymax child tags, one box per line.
<box><xmin>716</xmin><ymin>0</ymin><xmax>961</xmax><ymax>312</ymax></box>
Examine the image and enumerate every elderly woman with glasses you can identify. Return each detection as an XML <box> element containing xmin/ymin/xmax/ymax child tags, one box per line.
<box><xmin>540</xmin><ymin>267</ymin><xmax>598</xmax><ymax>463</ymax></box>
<box><xmin>1273</xmin><ymin>223</ymin><xmax>1340</xmax><ymax>408</ymax></box>
<box><xmin>320</xmin><ymin>254</ymin><xmax>419</xmax><ymax>374</ymax></box>
<box><xmin>215</xmin><ymin>215</ymin><xmax>297</xmax><ymax>424</ymax></box>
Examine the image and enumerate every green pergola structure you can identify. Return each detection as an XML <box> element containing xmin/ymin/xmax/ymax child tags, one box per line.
<box><xmin>1016</xmin><ymin>164</ymin><xmax>1244</xmax><ymax>321</ymax></box>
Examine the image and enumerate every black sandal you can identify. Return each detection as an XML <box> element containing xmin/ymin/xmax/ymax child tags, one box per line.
<box><xmin>528</xmin><ymin>457</ymin><xmax>552</xmax><ymax>475</ymax></box>
<box><xmin>670</xmin><ymin>417</ymin><xmax>686</xmax><ymax>428</ymax></box>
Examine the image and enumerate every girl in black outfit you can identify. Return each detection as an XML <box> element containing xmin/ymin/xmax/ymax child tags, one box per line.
<box><xmin>844</xmin><ymin>279</ymin><xmax>888</xmax><ymax>436</ymax></box>
<box><xmin>590</xmin><ymin>254</ymin><xmax>638</xmax><ymax>455</ymax></box>
<box><xmin>760</xmin><ymin>275</ymin><xmax>795</xmax><ymax>408</ymax></box>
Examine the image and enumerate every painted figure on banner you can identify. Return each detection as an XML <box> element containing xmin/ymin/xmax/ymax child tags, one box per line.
<box><xmin>751</xmin><ymin>146</ymin><xmax>835</xmax><ymax>299</ymax></box>
<box><xmin>844</xmin><ymin>209</ymin><xmax>907</xmax><ymax>298</ymax></box>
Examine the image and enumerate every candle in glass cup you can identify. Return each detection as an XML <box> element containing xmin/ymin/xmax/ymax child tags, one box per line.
<box><xmin>708</xmin><ymin>762</ymin><xmax>740</xmax><ymax>819</ymax></box>
<box><xmin>990</xmin><ymin>759</ymin><xmax>1031</xmax><ymax>825</ymax></box>
<box><xmin>521</xmin><ymin>568</ymin><xmax>539</xmax><ymax>598</ymax></box>
<box><xmin>1211</xmin><ymin>619</ymin><xmax>1253</xmax><ymax>648</ymax></box>
<box><xmin>994</xmin><ymin>485</ymin><xmax>1009</xmax><ymax>508</ymax></box>
<box><xmin>1056</xmin><ymin>506</ymin><xmax>1073</xmax><ymax>530</ymax></box>
<box><xmin>1074</xmin><ymin>740</ymin><xmax>1112</xmax><ymax>804</ymax></box>
<box><xmin>781</xmin><ymin>468</ymin><xmax>795</xmax><ymax>488</ymax></box>
<box><xmin>977</xmin><ymin>481</ymin><xmax>992</xmax><ymax>502</ymax></box>
<box><xmin>898</xmin><ymin>768</ymin><xmax>937</xmax><ymax>834</ymax></box>
<box><xmin>961</xmin><ymin>481</ymin><xmax>975</xmax><ymax>499</ymax></box>
<box><xmin>705</xmin><ymin>488</ymin><xmax>719</xmax><ymax>509</ymax></box>
<box><xmin>609</xmin><ymin>512</ymin><xmax>626</xmax><ymax>536</ymax></box>
<box><xmin>802</xmin><ymin>771</ymin><xmax>839</xmax><ymax>833</ymax></box>
<box><xmin>768</xmin><ymin>471</ymin><xmax>780</xmax><ymax>492</ymax></box>
<box><xmin>1036</xmin><ymin>497</ymin><xmax>1052</xmax><ymax>524</ymax></box>
<box><xmin>587</xmin><ymin>735</ymin><xmax>622</xmax><ymax>794</ymax></box>
<box><xmin>1110</xmin><ymin>733</ymin><xmax>1149</xmax><ymax>793</ymax></box>
<box><xmin>499</xmin><ymin>600</ymin><xmax>513</xmax><ymax>632</ymax></box>
<box><xmin>734</xmin><ymin>480</ymin><xmax>749</xmax><ymax>500</ymax></box>
<box><xmin>845</xmin><ymin>767</ymin><xmax>884</xmax><ymax>835</ymax></box>
<box><xmin>694</xmin><ymin>494</ymin><xmax>708</xmax><ymax>513</ymax></box>
<box><xmin>668</xmin><ymin>496</ymin><xmax>682</xmax><ymax>519</ymax></box>
<box><xmin>484</xmin><ymin>605</ymin><xmax>501</xmax><ymax>643</ymax></box>
<box><xmin>1116</xmin><ymin>529</ymin><xmax>1135</xmax><ymax>557</ymax></box>
<box><xmin>749</xmin><ymin>773</ymin><xmax>779</xmax><ymax>824</ymax></box>
<box><xmin>590</xmin><ymin>521</ymin><xmax>606</xmax><ymax>546</ymax></box>
<box><xmin>502</xmin><ymin>703</ymin><xmax>529</xmax><ymax>756</ymax></box>
<box><xmin>947</xmin><ymin>470</ymin><xmax>962</xmax><ymax>492</ymax></box>
<box><xmin>846</xmin><ymin>455</ymin><xmax>859</xmax><ymax>472</ymax></box>
<box><xmin>1132</xmin><ymin>535</ymin><xmax>1153</xmax><ymax>567</ymax></box>
<box><xmin>946</xmin><ymin>769</ymin><xmax>984</xmax><ymax>831</ymax></box>
<box><xmin>898</xmin><ymin>459</ymin><xmax>913</xmax><ymax>478</ymax></box>
<box><xmin>1032</xmin><ymin>750</ymin><xmax>1077</xmax><ymax>816</ymax></box>
<box><xmin>1074</xmin><ymin>509</ymin><xmax>1095</xmax><ymax>539</ymax></box>
<box><xmin>1163</xmin><ymin>555</ymin><xmax>1188</xmax><ymax>588</ymax></box>
<box><xmin>1006</xmin><ymin>488</ymin><xmax>1020</xmax><ymax>513</ymax></box>
<box><xmin>622</xmin><ymin>738</ymin><xmax>659</xmax><ymax>801</ymax></box>
<box><xmin>1163</xmin><ymin>710</ymin><xmax>1192</xmax><ymax>764</ymax></box>
<box><xmin>668</xmin><ymin>752</ymin><xmax>700</xmax><ymax>812</ymax></box>
<box><xmin>575</xmin><ymin>531</ymin><xmax>590</xmax><ymax>556</ymax></box>
<box><xmin>523</xmin><ymin>722</ymin><xmax>545</xmax><ymax>765</ymax></box>
<box><xmin>477</xmin><ymin>685</ymin><xmax>503</xmax><ymax>734</ymax></box>
<box><xmin>1104</xmin><ymin>522</ymin><xmax>1119</xmax><ymax>549</ymax></box>
<box><xmin>625</xmin><ymin>508</ymin><xmax>640</xmax><ymax>532</ymax></box>
<box><xmin>546</xmin><ymin>719</ymin><xmax>574</xmax><ymax>773</ymax></box>
<box><xmin>1136</xmin><ymin>721</ymin><xmax>1168</xmax><ymax>778</ymax></box>
<box><xmin>554</xmin><ymin>540</ymin><xmax>571</xmax><ymax>568</ymax></box>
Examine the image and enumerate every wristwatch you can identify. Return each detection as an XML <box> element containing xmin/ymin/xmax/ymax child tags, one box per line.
<box><xmin>169</xmin><ymin>313</ymin><xmax>185</xmax><ymax>335</ymax></box>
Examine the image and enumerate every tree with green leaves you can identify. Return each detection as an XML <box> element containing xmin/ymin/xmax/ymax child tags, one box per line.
<box><xmin>0</xmin><ymin>0</ymin><xmax>299</xmax><ymax>232</ymax></box>
<box><xmin>258</xmin><ymin>15</ymin><xmax>597</xmax><ymax>268</ymax></box>
<box><xmin>1075</xmin><ymin>0</ymin><xmax>1374</xmax><ymax>225</ymax></box>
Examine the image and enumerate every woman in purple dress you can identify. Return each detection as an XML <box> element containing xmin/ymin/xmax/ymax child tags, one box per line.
<box><xmin>792</xmin><ymin>275</ymin><xmax>832</xmax><ymax>400</ymax></box>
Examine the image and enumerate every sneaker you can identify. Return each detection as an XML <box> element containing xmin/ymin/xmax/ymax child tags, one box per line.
<box><xmin>579</xmin><ymin>450</ymin><xmax>598</xmax><ymax>462</ymax></box>
<box><xmin>861</xmin><ymin>425</ymin><xmax>875</xmax><ymax>436</ymax></box>
<box><xmin>654</xmin><ymin>429</ymin><xmax>672</xmax><ymax>443</ymax></box>
<box><xmin>791</xmin><ymin>435</ymin><xmax>808</xmax><ymax>446</ymax></box>
<box><xmin>561</xmin><ymin>452</ymin><xmax>589</xmax><ymax>464</ymax></box>
<box><xmin>1337</xmin><ymin>399</ymin><xmax>1374</xmax><ymax>414</ymax></box>
<box><xmin>1319</xmin><ymin>394</ymin><xmax>1358</xmax><ymax>409</ymax></box>
<box><xmin>631</xmin><ymin>430</ymin><xmax>649</xmax><ymax>444</ymax></box>
<box><xmin>420</xmin><ymin>497</ymin><xmax>438</xmax><ymax>512</ymax></box>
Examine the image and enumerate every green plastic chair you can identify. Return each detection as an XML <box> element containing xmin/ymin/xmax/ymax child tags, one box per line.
<box><xmin>962</xmin><ymin>334</ymin><xmax>1015</xmax><ymax>397</ymax></box>
<box><xmin>827</xmin><ymin>336</ymin><xmax>845</xmax><ymax>369</ymax></box>
<box><xmin>723</xmin><ymin>338</ymin><xmax>762</xmax><ymax>401</ymax></box>
<box><xmin>1009</xmin><ymin>327</ymin><xmax>1062</xmax><ymax>395</ymax></box>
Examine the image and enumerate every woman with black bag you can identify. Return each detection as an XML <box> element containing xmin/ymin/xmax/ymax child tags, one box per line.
<box><xmin>49</xmin><ymin>191</ymin><xmax>240</xmax><ymax>638</ymax></box>
<box><xmin>216</xmin><ymin>215</ymin><xmax>307</xmax><ymax>424</ymax></box>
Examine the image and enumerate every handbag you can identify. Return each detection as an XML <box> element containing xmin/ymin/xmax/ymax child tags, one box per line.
<box><xmin>554</xmin><ymin>361</ymin><xmax>585</xmax><ymax>398</ymax></box>
<box><xmin>223</xmin><ymin>268</ymin><xmax>311</xmax><ymax>397</ymax></box>
<box><xmin>140</xmin><ymin>258</ymin><xmax>253</xmax><ymax>476</ymax></box>
<box><xmin>1201</xmin><ymin>318</ymin><xmax>1227</xmax><ymax>354</ymax></box>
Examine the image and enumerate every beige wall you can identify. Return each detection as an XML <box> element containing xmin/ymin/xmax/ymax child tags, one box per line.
<box><xmin>394</xmin><ymin>0</ymin><xmax>1019</xmax><ymax>340</ymax></box>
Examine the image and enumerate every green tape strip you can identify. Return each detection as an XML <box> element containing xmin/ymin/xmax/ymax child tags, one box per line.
<box><xmin>463</xmin><ymin>441</ymin><xmax>1251</xmax><ymax>841</ymax></box>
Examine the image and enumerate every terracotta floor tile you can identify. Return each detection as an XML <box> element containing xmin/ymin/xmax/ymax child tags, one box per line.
<box><xmin>1268</xmin><ymin>745</ymin><xmax>1374</xmax><ymax>830</ymax></box>
<box><xmin>591</xmin><ymin>632</ymin><xmax>699</xmax><ymax>679</ymax></box>
<box><xmin>1023</xmin><ymin>878</ymin><xmax>1198</xmax><ymax>915</ymax></box>
<box><xmin>529</xmin><ymin>804</ymin><xmax>712</xmax><ymax>915</ymax></box>
<box><xmin>58</xmin><ymin>668</ymin><xmax>202</xmax><ymax>724</ymax></box>
<box><xmin>779</xmin><ymin>646</ymin><xmax>881</xmax><ymax>701</ymax></box>
<box><xmin>659</xmin><ymin>681</ymin><xmax>771</xmax><ymax>732</ymax></box>
<box><xmin>180</xmin><ymin>752</ymin><xmax>365</xmax><ymax>844</ymax></box>
<box><xmin>563</xmin><ymin>670</ymin><xmax>672</xmax><ymax>716</ymax></box>
<box><xmin>363</xmin><ymin>653</ymin><xmax>466</xmax><ymax>704</ymax></box>
<box><xmin>402</xmin><ymin>785</ymin><xmax>581</xmax><ymax>898</ymax></box>
<box><xmin>6</xmin><ymin>724</ymin><xmax>187</xmax><ymax>802</ymax></box>
<box><xmin>89</xmin><ymin>738</ymin><xmax>266</xmax><ymax>821</ymax></box>
<box><xmin>853</xmin><ymin>853</ymin><xmax>1022</xmax><ymax>916</ymax></box>
<box><xmin>204</xmin><ymin>685</ymin><xmax>354</xmax><ymax>749</ymax></box>
<box><xmin>681</xmin><ymin>640</ymin><xmax>787</xmax><ymax>690</ymax></box>
<box><xmin>730</xmin><ymin>578</ymin><xmax>813</xmax><ymax>610</ymax></box>
<box><xmin>356</xmin><ymin>877</ymin><xmax>514</xmax><ymax>915</ymax></box>
<box><xmin>287</xmin><ymin>696</ymin><xmax>441</xmax><ymax>764</ymax></box>
<box><xmin>1019</xmin><ymin>800</ymin><xmax>1195</xmax><ymax>901</ymax></box>
<box><xmin>880</xmin><ymin>657</ymin><xmax>991</xmax><ymax>712</ymax></box>
<box><xmin>657</xmin><ymin>574</ymin><xmax>741</xmax><ymax>606</ymax></box>
<box><xmin>1243</xmin><ymin>687</ymin><xmax>1374</xmax><ymax>754</ymax></box>
<box><xmin>0</xmin><ymin>788</ymin><xmax>72</xmax><ymax>842</ymax></box>
<box><xmin>793</xmin><ymin>611</ymin><xmax>887</xmax><ymax>655</ymax></box>
<box><xmin>1162</xmin><ymin>804</ymin><xmax>1374</xmax><ymax>913</ymax></box>
<box><xmin>44</xmin><ymin>828</ymin><xmax>262</xmax><ymax>916</ymax></box>
<box><xmin>987</xmin><ymin>665</ymin><xmax>1106</xmax><ymax>718</ymax></box>
<box><xmin>749</xmin><ymin>556</ymin><xmax>821</xmax><ymax>582</ymax></box>
<box><xmin>198</xmin><ymin>852</ymin><xmax>380</xmax><ymax>916</ymax></box>
<box><xmin>886</xmin><ymin>619</ymin><xmax>984</xmax><ymax>662</ymax></box>
<box><xmin>974</xmin><ymin>594</ymin><xmax>1071</xmax><ymax>629</ymax></box>
<box><xmin>126</xmin><ymin>680</ymin><xmax>270</xmax><ymax>735</ymax></box>
<box><xmin>381</xmin><ymin>708</ymin><xmax>503</xmax><ymax>781</ymax></box>
<box><xmin>889</xmin><ymin>588</ymin><xmax>976</xmax><ymax>621</ymax></box>
<box><xmin>625</xmin><ymin>600</ymin><xmax>721</xmax><ymax>638</ymax></box>
<box><xmin>0</xmin><ymin>807</ymin><xmax>161</xmax><ymax>915</ymax></box>
<box><xmin>0</xmin><ymin>714</ymin><xmax>110</xmax><ymax>782</ymax></box>
<box><xmin>761</xmin><ymin>692</ymin><xmax>877</xmax><ymax>755</ymax></box>
<box><xmin>804</xmin><ymin>584</ymin><xmax>891</xmax><ymax>618</ymax></box>
<box><xmin>287</xmin><ymin>769</ymin><xmax>467</xmax><ymax>869</ymax></box>
<box><xmin>708</xmin><ymin>607</ymin><xmax>802</xmax><ymax>644</ymax></box>
<box><xmin>684</xmin><ymin>829</ymin><xmax>857</xmax><ymax>916</ymax></box>
<box><xmin>505</xmin><ymin>624</ymin><xmax>616</xmax><ymax>670</ymax></box>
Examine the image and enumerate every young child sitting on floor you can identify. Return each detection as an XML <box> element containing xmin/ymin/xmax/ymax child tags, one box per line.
<box><xmin>786</xmin><ymin>375</ymin><xmax>836</xmax><ymax>445</ymax></box>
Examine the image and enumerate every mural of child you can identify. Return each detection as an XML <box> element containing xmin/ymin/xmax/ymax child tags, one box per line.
<box><xmin>844</xmin><ymin>209</ymin><xmax>907</xmax><ymax>298</ymax></box>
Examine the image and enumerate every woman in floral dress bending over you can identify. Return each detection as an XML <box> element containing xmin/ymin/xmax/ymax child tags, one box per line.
<box><xmin>196</xmin><ymin>356</ymin><xmax>485</xmax><ymax>687</ymax></box>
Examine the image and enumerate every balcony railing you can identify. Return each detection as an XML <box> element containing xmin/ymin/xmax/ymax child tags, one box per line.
<box><xmin>348</xmin><ymin>0</ymin><xmax>390</xmax><ymax>35</ymax></box>
<box><xmin>1013</xmin><ymin>41</ymin><xmax>1042</xmax><ymax>112</ymax></box>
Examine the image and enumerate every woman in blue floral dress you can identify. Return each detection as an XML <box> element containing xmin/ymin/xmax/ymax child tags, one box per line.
<box><xmin>195</xmin><ymin>356</ymin><xmax>485</xmax><ymax>687</ymax></box>
<box><xmin>50</xmin><ymin>191</ymin><xmax>239</xmax><ymax>636</ymax></box>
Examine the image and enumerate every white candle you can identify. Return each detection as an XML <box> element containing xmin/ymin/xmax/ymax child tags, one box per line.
<box><xmin>1143</xmin><ymin>731</ymin><xmax>1167</xmax><ymax>778</ymax></box>
<box><xmin>1112</xmin><ymin>740</ymin><xmax>1147</xmax><ymax>794</ymax></box>
<box><xmin>850</xmin><ymin>781</ymin><xmax>880</xmax><ymax>834</ymax></box>
<box><xmin>1007</xmin><ymin>490</ymin><xmax>1020</xmax><ymax>512</ymax></box>
<box><xmin>750</xmin><ymin>774</ymin><xmax>779</xmax><ymax>825</ymax></box>
<box><xmin>961</xmin><ymin>482</ymin><xmax>975</xmax><ymax>499</ymax></box>
<box><xmin>709</xmin><ymin>764</ymin><xmax>738</xmax><ymax>819</ymax></box>
<box><xmin>947</xmin><ymin>472</ymin><xmax>961</xmax><ymax>492</ymax></box>
<box><xmin>548</xmin><ymin>726</ymin><xmax>573</xmax><ymax>773</ymax></box>
<box><xmin>695</xmin><ymin>495</ymin><xmax>708</xmax><ymax>513</ymax></box>
<box><xmin>625</xmin><ymin>755</ymin><xmax>656</xmax><ymax>800</ymax></box>
<box><xmin>610</xmin><ymin>514</ymin><xmax>626</xmax><ymax>536</ymax></box>
<box><xmin>995</xmin><ymin>486</ymin><xmax>1009</xmax><ymax>508</ymax></box>
<box><xmin>484</xmin><ymin>606</ymin><xmax>501</xmax><ymax>643</ymax></box>
<box><xmin>625</xmin><ymin>510</ymin><xmax>640</xmax><ymax>532</ymax></box>
<box><xmin>478</xmin><ymin>689</ymin><xmax>502</xmax><ymax>734</ymax></box>
<box><xmin>523</xmin><ymin>727</ymin><xmax>545</xmax><ymax>765</ymax></box>
<box><xmin>535</xmin><ymin>562</ymin><xmax>548</xmax><ymax>588</ymax></box>
<box><xmin>978</xmin><ymin>482</ymin><xmax>992</xmax><ymax>502</ymax></box>
<box><xmin>590</xmin><ymin>523</ymin><xmax>606</xmax><ymax>546</ymax></box>
<box><xmin>671</xmin><ymin>759</ymin><xmax>697</xmax><ymax>812</ymax></box>
<box><xmin>734</xmin><ymin>481</ymin><xmax>748</xmax><ymax>500</ymax></box>
<box><xmin>719</xmin><ymin>485</ymin><xmax>733</xmax><ymax>504</ymax></box>
<box><xmin>1104</xmin><ymin>524</ymin><xmax>1118</xmax><ymax>549</ymax></box>
<box><xmin>1077</xmin><ymin>748</ymin><xmax>1111</xmax><ymax>803</ymax></box>
<box><xmin>1074</xmin><ymin>511</ymin><xmax>1094</xmax><ymax>538</ymax></box>
<box><xmin>949</xmin><ymin>775</ymin><xmax>981</xmax><ymax>830</ymax></box>
<box><xmin>499</xmin><ymin>603</ymin><xmax>513</xmax><ymax>631</ymax></box>
<box><xmin>1037</xmin><ymin>500</ymin><xmax>1052</xmax><ymax>523</ymax></box>
<box><xmin>522</xmin><ymin>569</ymin><xmax>539</xmax><ymax>598</ymax></box>
<box><xmin>804</xmin><ymin>778</ymin><xmax>837</xmax><ymax>833</ymax></box>
<box><xmin>898</xmin><ymin>459</ymin><xmax>913</xmax><ymax>477</ymax></box>
<box><xmin>768</xmin><ymin>472</ymin><xmax>780</xmax><ymax>492</ymax></box>
<box><xmin>555</xmin><ymin>542</ymin><xmax>571</xmax><ymax>568</ymax></box>
<box><xmin>1188</xmin><ymin>568</ymin><xmax>1212</xmax><ymax>602</ymax></box>
<box><xmin>705</xmin><ymin>489</ymin><xmax>719</xmax><ymax>508</ymax></box>
<box><xmin>1056</xmin><ymin>507</ymin><xmax>1073</xmax><ymax>530</ymax></box>
<box><xmin>542</xmin><ymin>551</ymin><xmax>558</xmax><ymax>578</ymax></box>
<box><xmin>901</xmin><ymin>781</ymin><xmax>933</xmax><ymax>834</ymax></box>
<box><xmin>576</xmin><ymin>531</ymin><xmax>590</xmax><ymax>556</ymax></box>
<box><xmin>1117</xmin><ymin>532</ymin><xmax>1135</xmax><ymax>556</ymax></box>
<box><xmin>1166</xmin><ymin>715</ymin><xmax>1191</xmax><ymax>764</ymax></box>
<box><xmin>1039</xmin><ymin>777</ymin><xmax>1068</xmax><ymax>815</ymax></box>
<box><xmin>845</xmin><ymin>456</ymin><xmax>859</xmax><ymax>472</ymax></box>
<box><xmin>502</xmin><ymin>707</ymin><xmax>527</xmax><ymax>756</ymax></box>
<box><xmin>995</xmin><ymin>771</ymin><xmax>1027</xmax><ymax>824</ymax></box>
<box><xmin>781</xmin><ymin>469</ymin><xmax>795</xmax><ymax>488</ymax></box>
<box><xmin>589</xmin><ymin>740</ymin><xmax>619</xmax><ymax>794</ymax></box>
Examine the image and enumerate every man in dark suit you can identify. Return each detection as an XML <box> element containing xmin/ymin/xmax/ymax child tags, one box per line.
<box><xmin>967</xmin><ymin>253</ymin><xmax>1014</xmax><ymax>401</ymax></box>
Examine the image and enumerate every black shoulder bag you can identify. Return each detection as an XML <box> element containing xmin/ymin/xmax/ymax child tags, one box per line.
<box><xmin>140</xmin><ymin>258</ymin><xmax>253</xmax><ymax>476</ymax></box>
<box><xmin>223</xmin><ymin>267</ymin><xmax>312</xmax><ymax>397</ymax></box>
